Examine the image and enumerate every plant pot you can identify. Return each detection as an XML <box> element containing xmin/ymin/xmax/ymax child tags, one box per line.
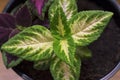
<box><xmin>3</xmin><ymin>0</ymin><xmax>120</xmax><ymax>80</ymax></box>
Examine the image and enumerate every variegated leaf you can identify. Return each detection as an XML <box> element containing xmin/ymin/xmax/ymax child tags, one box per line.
<box><xmin>58</xmin><ymin>0</ymin><xmax>77</xmax><ymax>20</ymax></box>
<box><xmin>50</xmin><ymin>7</ymin><xmax>71</xmax><ymax>39</ymax></box>
<box><xmin>50</xmin><ymin>57</ymin><xmax>81</xmax><ymax>80</ymax></box>
<box><xmin>49</xmin><ymin>0</ymin><xmax>77</xmax><ymax>21</ymax></box>
<box><xmin>1</xmin><ymin>25</ymin><xmax>54</xmax><ymax>61</ymax></box>
<box><xmin>53</xmin><ymin>37</ymin><xmax>75</xmax><ymax>66</ymax></box>
<box><xmin>69</xmin><ymin>11</ymin><xmax>113</xmax><ymax>46</ymax></box>
<box><xmin>76</xmin><ymin>46</ymin><xmax>92</xmax><ymax>59</ymax></box>
<box><xmin>48</xmin><ymin>1</ymin><xmax>57</xmax><ymax>22</ymax></box>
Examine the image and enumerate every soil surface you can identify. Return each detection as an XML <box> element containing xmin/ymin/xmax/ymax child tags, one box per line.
<box><xmin>13</xmin><ymin>0</ymin><xmax>120</xmax><ymax>80</ymax></box>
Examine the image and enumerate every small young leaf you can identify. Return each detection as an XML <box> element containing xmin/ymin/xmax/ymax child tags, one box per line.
<box><xmin>33</xmin><ymin>59</ymin><xmax>51</xmax><ymax>70</ymax></box>
<box><xmin>50</xmin><ymin>6</ymin><xmax>71</xmax><ymax>39</ymax></box>
<box><xmin>53</xmin><ymin>37</ymin><xmax>75</xmax><ymax>66</ymax></box>
<box><xmin>34</xmin><ymin>53</ymin><xmax>56</xmax><ymax>70</ymax></box>
<box><xmin>2</xmin><ymin>52</ymin><xmax>23</xmax><ymax>68</ymax></box>
<box><xmin>41</xmin><ymin>0</ymin><xmax>54</xmax><ymax>19</ymax></box>
<box><xmin>76</xmin><ymin>46</ymin><xmax>92</xmax><ymax>59</ymax></box>
<box><xmin>50</xmin><ymin>57</ymin><xmax>81</xmax><ymax>80</ymax></box>
<box><xmin>15</xmin><ymin>5</ymin><xmax>32</xmax><ymax>27</ymax></box>
<box><xmin>69</xmin><ymin>11</ymin><xmax>113</xmax><ymax>46</ymax></box>
<box><xmin>49</xmin><ymin>0</ymin><xmax>77</xmax><ymax>21</ymax></box>
<box><xmin>1</xmin><ymin>25</ymin><xmax>54</xmax><ymax>61</ymax></box>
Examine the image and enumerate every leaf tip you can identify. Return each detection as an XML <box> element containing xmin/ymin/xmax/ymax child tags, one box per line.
<box><xmin>1</xmin><ymin>43</ymin><xmax>10</xmax><ymax>53</ymax></box>
<box><xmin>105</xmin><ymin>11</ymin><xmax>114</xmax><ymax>18</ymax></box>
<box><xmin>1</xmin><ymin>45</ymin><xmax>6</xmax><ymax>51</ymax></box>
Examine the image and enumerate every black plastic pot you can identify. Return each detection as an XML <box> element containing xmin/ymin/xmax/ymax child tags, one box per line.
<box><xmin>3</xmin><ymin>0</ymin><xmax>120</xmax><ymax>80</ymax></box>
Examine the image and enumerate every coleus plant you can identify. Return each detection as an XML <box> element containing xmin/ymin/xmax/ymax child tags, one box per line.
<box><xmin>0</xmin><ymin>0</ymin><xmax>113</xmax><ymax>80</ymax></box>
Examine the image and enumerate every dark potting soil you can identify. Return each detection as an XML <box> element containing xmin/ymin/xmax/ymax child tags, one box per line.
<box><xmin>13</xmin><ymin>0</ymin><xmax>120</xmax><ymax>80</ymax></box>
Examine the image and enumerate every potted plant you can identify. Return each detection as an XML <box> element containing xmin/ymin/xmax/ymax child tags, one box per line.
<box><xmin>0</xmin><ymin>0</ymin><xmax>120</xmax><ymax>80</ymax></box>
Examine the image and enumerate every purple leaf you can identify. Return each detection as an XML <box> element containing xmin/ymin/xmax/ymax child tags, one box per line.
<box><xmin>31</xmin><ymin>0</ymin><xmax>47</xmax><ymax>15</ymax></box>
<box><xmin>0</xmin><ymin>14</ymin><xmax>16</xmax><ymax>29</ymax></box>
<box><xmin>6</xmin><ymin>52</ymin><xmax>20</xmax><ymax>64</ymax></box>
<box><xmin>9</xmin><ymin>29</ymin><xmax>20</xmax><ymax>38</ymax></box>
<box><xmin>0</xmin><ymin>27</ymin><xmax>12</xmax><ymax>46</ymax></box>
<box><xmin>15</xmin><ymin>5</ymin><xmax>32</xmax><ymax>27</ymax></box>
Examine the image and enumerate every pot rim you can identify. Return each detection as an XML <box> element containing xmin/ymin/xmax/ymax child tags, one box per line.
<box><xmin>3</xmin><ymin>0</ymin><xmax>120</xmax><ymax>80</ymax></box>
